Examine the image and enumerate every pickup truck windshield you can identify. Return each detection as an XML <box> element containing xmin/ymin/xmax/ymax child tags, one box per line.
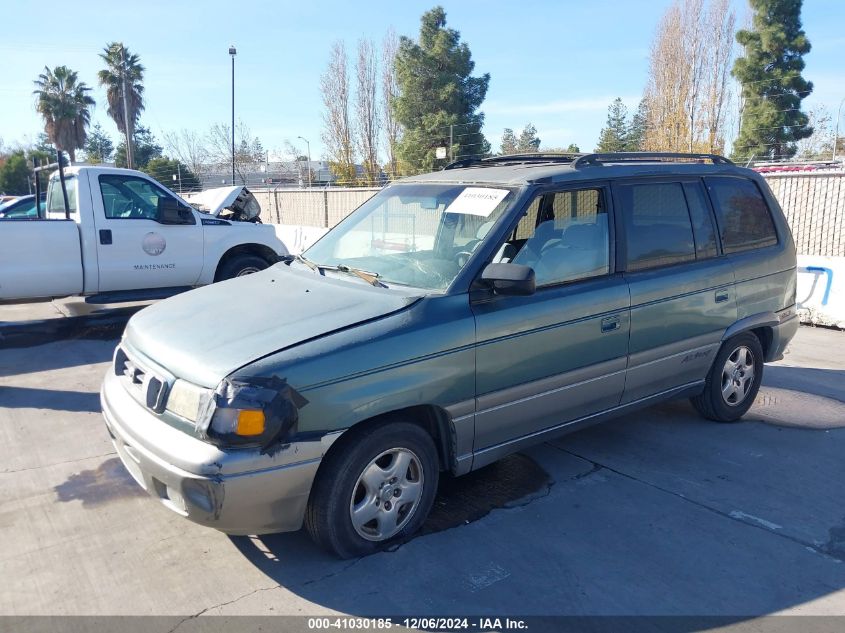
<box><xmin>304</xmin><ymin>183</ymin><xmax>517</xmax><ymax>291</ymax></box>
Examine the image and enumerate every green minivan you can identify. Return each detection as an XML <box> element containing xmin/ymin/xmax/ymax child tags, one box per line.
<box><xmin>101</xmin><ymin>152</ymin><xmax>798</xmax><ymax>558</ymax></box>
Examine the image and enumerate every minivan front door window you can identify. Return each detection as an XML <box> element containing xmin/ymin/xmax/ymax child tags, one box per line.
<box><xmin>506</xmin><ymin>188</ymin><xmax>610</xmax><ymax>286</ymax></box>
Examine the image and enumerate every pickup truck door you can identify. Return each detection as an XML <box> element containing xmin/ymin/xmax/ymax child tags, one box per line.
<box><xmin>90</xmin><ymin>172</ymin><xmax>204</xmax><ymax>292</ymax></box>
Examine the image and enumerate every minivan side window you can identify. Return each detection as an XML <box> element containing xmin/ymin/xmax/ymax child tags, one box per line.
<box><xmin>704</xmin><ymin>177</ymin><xmax>778</xmax><ymax>254</ymax></box>
<box><xmin>617</xmin><ymin>182</ymin><xmax>696</xmax><ymax>271</ymax></box>
<box><xmin>507</xmin><ymin>188</ymin><xmax>609</xmax><ymax>286</ymax></box>
<box><xmin>683</xmin><ymin>182</ymin><xmax>719</xmax><ymax>259</ymax></box>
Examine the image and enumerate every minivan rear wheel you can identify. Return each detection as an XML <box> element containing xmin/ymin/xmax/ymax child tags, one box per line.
<box><xmin>691</xmin><ymin>332</ymin><xmax>764</xmax><ymax>422</ymax></box>
<box><xmin>305</xmin><ymin>420</ymin><xmax>439</xmax><ymax>559</ymax></box>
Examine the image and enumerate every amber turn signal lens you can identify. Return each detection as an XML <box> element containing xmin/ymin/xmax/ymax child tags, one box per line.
<box><xmin>235</xmin><ymin>410</ymin><xmax>265</xmax><ymax>436</ymax></box>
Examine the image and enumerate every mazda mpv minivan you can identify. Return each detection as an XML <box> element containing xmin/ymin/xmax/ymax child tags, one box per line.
<box><xmin>102</xmin><ymin>152</ymin><xmax>798</xmax><ymax>558</ymax></box>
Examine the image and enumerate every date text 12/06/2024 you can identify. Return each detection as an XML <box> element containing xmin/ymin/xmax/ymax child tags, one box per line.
<box><xmin>307</xmin><ymin>617</ymin><xmax>528</xmax><ymax>631</ymax></box>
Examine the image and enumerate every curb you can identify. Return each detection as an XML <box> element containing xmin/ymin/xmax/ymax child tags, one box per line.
<box><xmin>0</xmin><ymin>307</ymin><xmax>141</xmax><ymax>349</ymax></box>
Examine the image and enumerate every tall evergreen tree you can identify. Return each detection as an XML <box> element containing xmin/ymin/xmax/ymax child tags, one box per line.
<box><xmin>115</xmin><ymin>125</ymin><xmax>161</xmax><ymax>169</ymax></box>
<box><xmin>626</xmin><ymin>99</ymin><xmax>649</xmax><ymax>151</ymax></box>
<box><xmin>596</xmin><ymin>98</ymin><xmax>629</xmax><ymax>152</ymax></box>
<box><xmin>516</xmin><ymin>123</ymin><xmax>541</xmax><ymax>152</ymax></box>
<box><xmin>732</xmin><ymin>0</ymin><xmax>813</xmax><ymax>161</ymax></box>
<box><xmin>393</xmin><ymin>6</ymin><xmax>490</xmax><ymax>171</ymax></box>
<box><xmin>500</xmin><ymin>128</ymin><xmax>517</xmax><ymax>154</ymax></box>
<box><xmin>0</xmin><ymin>152</ymin><xmax>31</xmax><ymax>195</ymax></box>
<box><xmin>83</xmin><ymin>122</ymin><xmax>114</xmax><ymax>163</ymax></box>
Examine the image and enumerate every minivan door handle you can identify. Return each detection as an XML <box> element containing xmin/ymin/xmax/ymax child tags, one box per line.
<box><xmin>99</xmin><ymin>229</ymin><xmax>112</xmax><ymax>245</ymax></box>
<box><xmin>601</xmin><ymin>315</ymin><xmax>621</xmax><ymax>333</ymax></box>
<box><xmin>715</xmin><ymin>289</ymin><xmax>729</xmax><ymax>303</ymax></box>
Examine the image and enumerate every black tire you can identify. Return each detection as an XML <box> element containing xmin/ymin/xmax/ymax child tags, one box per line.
<box><xmin>691</xmin><ymin>331</ymin><xmax>764</xmax><ymax>422</ymax></box>
<box><xmin>305</xmin><ymin>420</ymin><xmax>439</xmax><ymax>559</ymax></box>
<box><xmin>216</xmin><ymin>253</ymin><xmax>269</xmax><ymax>281</ymax></box>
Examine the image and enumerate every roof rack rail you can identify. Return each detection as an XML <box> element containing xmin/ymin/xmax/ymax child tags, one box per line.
<box><xmin>572</xmin><ymin>152</ymin><xmax>733</xmax><ymax>168</ymax></box>
<box><xmin>444</xmin><ymin>152</ymin><xmax>582</xmax><ymax>170</ymax></box>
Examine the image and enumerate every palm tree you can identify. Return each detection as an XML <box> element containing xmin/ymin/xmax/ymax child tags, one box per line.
<box><xmin>98</xmin><ymin>42</ymin><xmax>145</xmax><ymax>169</ymax></box>
<box><xmin>33</xmin><ymin>66</ymin><xmax>95</xmax><ymax>163</ymax></box>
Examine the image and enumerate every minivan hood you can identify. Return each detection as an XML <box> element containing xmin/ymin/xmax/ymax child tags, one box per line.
<box><xmin>123</xmin><ymin>265</ymin><xmax>423</xmax><ymax>387</ymax></box>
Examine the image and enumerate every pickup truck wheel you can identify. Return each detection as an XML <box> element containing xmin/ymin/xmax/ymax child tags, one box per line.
<box><xmin>690</xmin><ymin>332</ymin><xmax>764</xmax><ymax>422</ymax></box>
<box><xmin>217</xmin><ymin>254</ymin><xmax>268</xmax><ymax>280</ymax></box>
<box><xmin>305</xmin><ymin>421</ymin><xmax>439</xmax><ymax>559</ymax></box>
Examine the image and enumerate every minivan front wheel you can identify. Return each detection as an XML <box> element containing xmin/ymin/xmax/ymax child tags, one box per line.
<box><xmin>305</xmin><ymin>421</ymin><xmax>439</xmax><ymax>558</ymax></box>
<box><xmin>691</xmin><ymin>332</ymin><xmax>764</xmax><ymax>422</ymax></box>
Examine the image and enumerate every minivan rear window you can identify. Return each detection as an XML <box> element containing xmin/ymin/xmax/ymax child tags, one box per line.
<box><xmin>705</xmin><ymin>177</ymin><xmax>778</xmax><ymax>254</ymax></box>
<box><xmin>618</xmin><ymin>182</ymin><xmax>696</xmax><ymax>271</ymax></box>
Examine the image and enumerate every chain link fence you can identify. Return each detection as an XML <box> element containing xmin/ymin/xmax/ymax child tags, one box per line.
<box><xmin>763</xmin><ymin>172</ymin><xmax>845</xmax><ymax>257</ymax></box>
<box><xmin>252</xmin><ymin>188</ymin><xmax>381</xmax><ymax>226</ymax></box>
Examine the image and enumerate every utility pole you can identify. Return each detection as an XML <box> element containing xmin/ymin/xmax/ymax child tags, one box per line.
<box><xmin>298</xmin><ymin>136</ymin><xmax>312</xmax><ymax>188</ymax></box>
<box><xmin>229</xmin><ymin>45</ymin><xmax>237</xmax><ymax>185</ymax></box>
<box><xmin>834</xmin><ymin>97</ymin><xmax>845</xmax><ymax>162</ymax></box>
<box><xmin>121</xmin><ymin>45</ymin><xmax>133</xmax><ymax>169</ymax></box>
<box><xmin>449</xmin><ymin>124</ymin><xmax>454</xmax><ymax>162</ymax></box>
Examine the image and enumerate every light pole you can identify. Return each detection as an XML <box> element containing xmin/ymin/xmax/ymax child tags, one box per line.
<box><xmin>229</xmin><ymin>45</ymin><xmax>237</xmax><ymax>184</ymax></box>
<box><xmin>297</xmin><ymin>136</ymin><xmax>312</xmax><ymax>188</ymax></box>
<box><xmin>833</xmin><ymin>97</ymin><xmax>845</xmax><ymax>162</ymax></box>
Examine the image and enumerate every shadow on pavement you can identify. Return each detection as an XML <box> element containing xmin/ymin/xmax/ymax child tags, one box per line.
<box><xmin>764</xmin><ymin>364</ymin><xmax>845</xmax><ymax>402</ymax></box>
<box><xmin>0</xmin><ymin>385</ymin><xmax>102</xmax><ymax>412</ymax></box>
<box><xmin>0</xmin><ymin>338</ymin><xmax>117</xmax><ymax>377</ymax></box>
<box><xmin>225</xmin><ymin>360</ymin><xmax>845</xmax><ymax>618</ymax></box>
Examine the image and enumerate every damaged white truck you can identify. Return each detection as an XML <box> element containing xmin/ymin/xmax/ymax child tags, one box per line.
<box><xmin>0</xmin><ymin>164</ymin><xmax>287</xmax><ymax>303</ymax></box>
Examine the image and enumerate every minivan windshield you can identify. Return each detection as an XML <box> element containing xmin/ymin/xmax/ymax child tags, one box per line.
<box><xmin>303</xmin><ymin>183</ymin><xmax>517</xmax><ymax>291</ymax></box>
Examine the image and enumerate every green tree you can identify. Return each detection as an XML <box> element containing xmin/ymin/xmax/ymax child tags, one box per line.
<box><xmin>596</xmin><ymin>98</ymin><xmax>629</xmax><ymax>152</ymax></box>
<box><xmin>732</xmin><ymin>0</ymin><xmax>813</xmax><ymax>161</ymax></box>
<box><xmin>516</xmin><ymin>123</ymin><xmax>541</xmax><ymax>152</ymax></box>
<box><xmin>98</xmin><ymin>42</ymin><xmax>145</xmax><ymax>169</ymax></box>
<box><xmin>0</xmin><ymin>152</ymin><xmax>32</xmax><ymax>195</ymax></box>
<box><xmin>500</xmin><ymin>128</ymin><xmax>517</xmax><ymax>154</ymax></box>
<box><xmin>393</xmin><ymin>6</ymin><xmax>490</xmax><ymax>171</ymax></box>
<box><xmin>626</xmin><ymin>99</ymin><xmax>649</xmax><ymax>151</ymax></box>
<box><xmin>83</xmin><ymin>122</ymin><xmax>114</xmax><ymax>163</ymax></box>
<box><xmin>32</xmin><ymin>65</ymin><xmax>95</xmax><ymax>162</ymax></box>
<box><xmin>143</xmin><ymin>157</ymin><xmax>201</xmax><ymax>193</ymax></box>
<box><xmin>115</xmin><ymin>125</ymin><xmax>161</xmax><ymax>169</ymax></box>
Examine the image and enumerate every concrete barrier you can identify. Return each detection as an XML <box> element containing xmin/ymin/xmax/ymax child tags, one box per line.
<box><xmin>797</xmin><ymin>255</ymin><xmax>845</xmax><ymax>329</ymax></box>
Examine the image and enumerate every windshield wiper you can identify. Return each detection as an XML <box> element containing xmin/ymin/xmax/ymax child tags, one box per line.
<box><xmin>290</xmin><ymin>253</ymin><xmax>320</xmax><ymax>272</ymax></box>
<box><xmin>332</xmin><ymin>264</ymin><xmax>386</xmax><ymax>287</ymax></box>
<box><xmin>288</xmin><ymin>254</ymin><xmax>385</xmax><ymax>287</ymax></box>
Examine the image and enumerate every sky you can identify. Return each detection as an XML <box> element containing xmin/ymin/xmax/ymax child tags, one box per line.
<box><xmin>1</xmin><ymin>0</ymin><xmax>843</xmax><ymax>161</ymax></box>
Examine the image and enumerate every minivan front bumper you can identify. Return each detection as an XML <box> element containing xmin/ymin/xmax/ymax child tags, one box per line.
<box><xmin>101</xmin><ymin>369</ymin><xmax>339</xmax><ymax>535</ymax></box>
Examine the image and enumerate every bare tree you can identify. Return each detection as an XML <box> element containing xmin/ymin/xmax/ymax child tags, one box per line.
<box><xmin>207</xmin><ymin>121</ymin><xmax>264</xmax><ymax>185</ymax></box>
<box><xmin>321</xmin><ymin>41</ymin><xmax>356</xmax><ymax>184</ymax></box>
<box><xmin>355</xmin><ymin>38</ymin><xmax>381</xmax><ymax>184</ymax></box>
<box><xmin>796</xmin><ymin>105</ymin><xmax>834</xmax><ymax>159</ymax></box>
<box><xmin>702</xmin><ymin>0</ymin><xmax>736</xmax><ymax>153</ymax></box>
<box><xmin>644</xmin><ymin>0</ymin><xmax>736</xmax><ymax>153</ymax></box>
<box><xmin>381</xmin><ymin>28</ymin><xmax>401</xmax><ymax>180</ymax></box>
<box><xmin>162</xmin><ymin>128</ymin><xmax>209</xmax><ymax>178</ymax></box>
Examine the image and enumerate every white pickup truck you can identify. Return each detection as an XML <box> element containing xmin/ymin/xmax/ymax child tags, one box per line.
<box><xmin>0</xmin><ymin>165</ymin><xmax>287</xmax><ymax>303</ymax></box>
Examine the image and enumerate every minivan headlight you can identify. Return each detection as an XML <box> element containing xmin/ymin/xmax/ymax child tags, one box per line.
<box><xmin>202</xmin><ymin>376</ymin><xmax>308</xmax><ymax>451</ymax></box>
<box><xmin>166</xmin><ymin>379</ymin><xmax>211</xmax><ymax>422</ymax></box>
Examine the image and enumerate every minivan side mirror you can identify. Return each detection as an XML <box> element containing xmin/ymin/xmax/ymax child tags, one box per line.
<box><xmin>157</xmin><ymin>197</ymin><xmax>195</xmax><ymax>225</ymax></box>
<box><xmin>480</xmin><ymin>262</ymin><xmax>536</xmax><ymax>296</ymax></box>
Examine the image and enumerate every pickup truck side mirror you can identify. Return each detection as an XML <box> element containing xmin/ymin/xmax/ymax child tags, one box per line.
<box><xmin>480</xmin><ymin>262</ymin><xmax>536</xmax><ymax>296</ymax></box>
<box><xmin>157</xmin><ymin>197</ymin><xmax>195</xmax><ymax>225</ymax></box>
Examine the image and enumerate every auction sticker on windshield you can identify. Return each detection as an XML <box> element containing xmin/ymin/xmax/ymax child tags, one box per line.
<box><xmin>445</xmin><ymin>187</ymin><xmax>510</xmax><ymax>217</ymax></box>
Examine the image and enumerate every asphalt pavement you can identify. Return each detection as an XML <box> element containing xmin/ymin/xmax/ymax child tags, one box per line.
<box><xmin>1</xmin><ymin>309</ymin><xmax>844</xmax><ymax>627</ymax></box>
